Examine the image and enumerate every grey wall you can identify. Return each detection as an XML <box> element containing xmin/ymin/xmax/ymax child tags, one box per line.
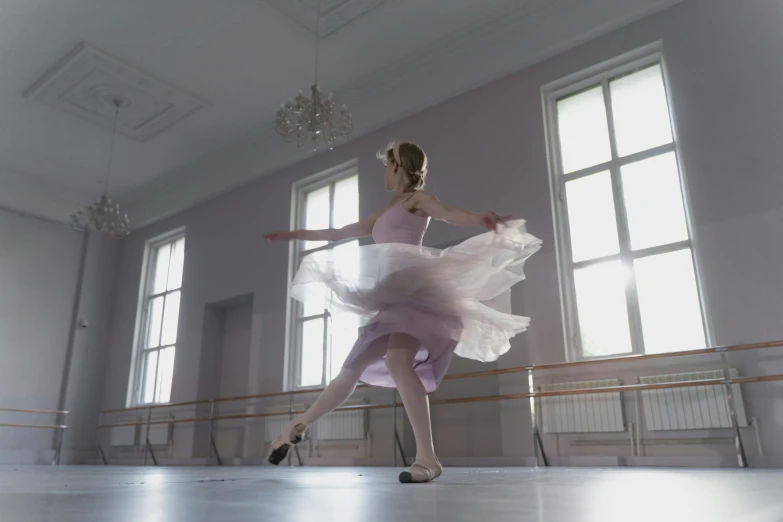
<box><xmin>0</xmin><ymin>209</ymin><xmax>118</xmax><ymax>464</ymax></box>
<box><xmin>100</xmin><ymin>0</ymin><xmax>783</xmax><ymax>465</ymax></box>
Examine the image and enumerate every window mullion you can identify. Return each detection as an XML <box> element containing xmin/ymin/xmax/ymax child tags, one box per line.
<box><xmin>603</xmin><ymin>79</ymin><xmax>645</xmax><ymax>356</ymax></box>
<box><xmin>328</xmin><ymin>181</ymin><xmax>336</xmax><ymax>229</ymax></box>
<box><xmin>321</xmin><ymin>311</ymin><xmax>330</xmax><ymax>387</ymax></box>
<box><xmin>550</xmin><ymin>101</ymin><xmax>583</xmax><ymax>359</ymax></box>
<box><xmin>557</xmin><ymin>185</ymin><xmax>583</xmax><ymax>358</ymax></box>
<box><xmin>291</xmin><ymin>172</ymin><xmax>359</xmax><ymax>389</ymax></box>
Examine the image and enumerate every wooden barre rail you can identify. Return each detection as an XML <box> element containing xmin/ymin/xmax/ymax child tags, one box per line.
<box><xmin>100</xmin><ymin>385</ymin><xmax>373</xmax><ymax>415</ymax></box>
<box><xmin>444</xmin><ymin>340</ymin><xmax>783</xmax><ymax>379</ymax></box>
<box><xmin>99</xmin><ymin>339</ymin><xmax>783</xmax><ymax>416</ymax></box>
<box><xmin>0</xmin><ymin>423</ymin><xmax>68</xmax><ymax>430</ymax></box>
<box><xmin>0</xmin><ymin>407</ymin><xmax>69</xmax><ymax>415</ymax></box>
<box><xmin>96</xmin><ymin>373</ymin><xmax>783</xmax><ymax>430</ymax></box>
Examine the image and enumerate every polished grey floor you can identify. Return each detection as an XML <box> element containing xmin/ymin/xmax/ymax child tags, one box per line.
<box><xmin>0</xmin><ymin>465</ymin><xmax>782</xmax><ymax>521</ymax></box>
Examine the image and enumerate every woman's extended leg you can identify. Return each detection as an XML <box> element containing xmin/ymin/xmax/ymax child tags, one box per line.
<box><xmin>268</xmin><ymin>337</ymin><xmax>387</xmax><ymax>465</ymax></box>
<box><xmin>384</xmin><ymin>333</ymin><xmax>441</xmax><ymax>483</ymax></box>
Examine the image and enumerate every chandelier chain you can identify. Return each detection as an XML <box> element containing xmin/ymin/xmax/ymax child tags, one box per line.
<box><xmin>104</xmin><ymin>101</ymin><xmax>120</xmax><ymax>195</ymax></box>
<box><xmin>69</xmin><ymin>98</ymin><xmax>130</xmax><ymax>238</ymax></box>
<box><xmin>314</xmin><ymin>0</ymin><xmax>320</xmax><ymax>86</ymax></box>
<box><xmin>275</xmin><ymin>0</ymin><xmax>353</xmax><ymax>150</ymax></box>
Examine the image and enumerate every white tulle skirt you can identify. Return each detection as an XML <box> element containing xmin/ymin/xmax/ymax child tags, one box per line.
<box><xmin>290</xmin><ymin>220</ymin><xmax>542</xmax><ymax>391</ymax></box>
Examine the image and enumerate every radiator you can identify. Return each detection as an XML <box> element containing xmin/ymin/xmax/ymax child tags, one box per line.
<box><xmin>147</xmin><ymin>416</ymin><xmax>173</xmax><ymax>445</ymax></box>
<box><xmin>541</xmin><ymin>379</ymin><xmax>625</xmax><ymax>433</ymax></box>
<box><xmin>262</xmin><ymin>400</ymin><xmax>367</xmax><ymax>442</ymax></box>
<box><xmin>639</xmin><ymin>369</ymin><xmax>748</xmax><ymax>430</ymax></box>
<box><xmin>109</xmin><ymin>415</ymin><xmax>172</xmax><ymax>446</ymax></box>
<box><xmin>109</xmin><ymin>425</ymin><xmax>137</xmax><ymax>446</ymax></box>
<box><xmin>263</xmin><ymin>404</ymin><xmax>308</xmax><ymax>442</ymax></box>
<box><xmin>315</xmin><ymin>399</ymin><xmax>367</xmax><ymax>441</ymax></box>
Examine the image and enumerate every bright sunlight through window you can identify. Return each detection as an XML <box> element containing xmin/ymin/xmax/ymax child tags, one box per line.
<box><xmin>545</xmin><ymin>52</ymin><xmax>707</xmax><ymax>359</ymax></box>
<box><xmin>292</xmin><ymin>172</ymin><xmax>361</xmax><ymax>387</ymax></box>
<box><xmin>132</xmin><ymin>231</ymin><xmax>185</xmax><ymax>405</ymax></box>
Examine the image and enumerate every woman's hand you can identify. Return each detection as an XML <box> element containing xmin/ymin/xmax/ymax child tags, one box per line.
<box><xmin>480</xmin><ymin>211</ymin><xmax>511</xmax><ymax>232</ymax></box>
<box><xmin>264</xmin><ymin>230</ymin><xmax>295</xmax><ymax>241</ymax></box>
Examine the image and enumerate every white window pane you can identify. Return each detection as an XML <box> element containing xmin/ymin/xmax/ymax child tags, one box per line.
<box><xmin>304</xmin><ymin>185</ymin><xmax>330</xmax><ymax>251</ymax></box>
<box><xmin>142</xmin><ymin>350</ymin><xmax>159</xmax><ymax>404</ymax></box>
<box><xmin>146</xmin><ymin>296</ymin><xmax>165</xmax><ymax>348</ymax></box>
<box><xmin>574</xmin><ymin>261</ymin><xmax>633</xmax><ymax>357</ymax></box>
<box><xmin>160</xmin><ymin>291</ymin><xmax>181</xmax><ymax>346</ymax></box>
<box><xmin>565</xmin><ymin>172</ymin><xmax>620</xmax><ymax>262</ymax></box>
<box><xmin>155</xmin><ymin>346</ymin><xmax>175</xmax><ymax>403</ymax></box>
<box><xmin>556</xmin><ymin>86</ymin><xmax>612</xmax><ymax>174</ymax></box>
<box><xmin>299</xmin><ymin>319</ymin><xmax>325</xmax><ymax>387</ymax></box>
<box><xmin>635</xmin><ymin>249</ymin><xmax>705</xmax><ymax>354</ymax></box>
<box><xmin>622</xmin><ymin>152</ymin><xmax>689</xmax><ymax>250</ymax></box>
<box><xmin>332</xmin><ymin>240</ymin><xmax>360</xmax><ymax>281</ymax></box>
<box><xmin>303</xmin><ymin>298</ymin><xmax>326</xmax><ymax>318</ymax></box>
<box><xmin>330</xmin><ymin>311</ymin><xmax>359</xmax><ymax>382</ymax></box>
<box><xmin>167</xmin><ymin>238</ymin><xmax>185</xmax><ymax>291</ymax></box>
<box><xmin>610</xmin><ymin>64</ymin><xmax>673</xmax><ymax>157</ymax></box>
<box><xmin>152</xmin><ymin>243</ymin><xmax>171</xmax><ymax>294</ymax></box>
<box><xmin>333</xmin><ymin>175</ymin><xmax>359</xmax><ymax>230</ymax></box>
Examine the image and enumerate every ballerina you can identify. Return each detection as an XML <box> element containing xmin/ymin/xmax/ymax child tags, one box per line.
<box><xmin>264</xmin><ymin>141</ymin><xmax>541</xmax><ymax>483</ymax></box>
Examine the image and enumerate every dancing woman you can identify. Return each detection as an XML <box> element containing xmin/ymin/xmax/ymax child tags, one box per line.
<box><xmin>264</xmin><ymin>141</ymin><xmax>541</xmax><ymax>483</ymax></box>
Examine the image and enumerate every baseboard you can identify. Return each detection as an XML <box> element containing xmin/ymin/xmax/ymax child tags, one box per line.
<box><xmin>56</xmin><ymin>454</ymin><xmax>783</xmax><ymax>469</ymax></box>
<box><xmin>58</xmin><ymin>449</ymin><xmax>100</xmax><ymax>465</ymax></box>
<box><xmin>0</xmin><ymin>450</ymin><xmax>55</xmax><ymax>466</ymax></box>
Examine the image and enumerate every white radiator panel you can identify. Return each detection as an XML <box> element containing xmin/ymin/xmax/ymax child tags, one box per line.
<box><xmin>639</xmin><ymin>369</ymin><xmax>748</xmax><ymax>430</ymax></box>
<box><xmin>147</xmin><ymin>420</ymin><xmax>172</xmax><ymax>445</ymax></box>
<box><xmin>316</xmin><ymin>407</ymin><xmax>366</xmax><ymax>441</ymax></box>
<box><xmin>263</xmin><ymin>404</ymin><xmax>308</xmax><ymax>442</ymax></box>
<box><xmin>109</xmin><ymin>425</ymin><xmax>137</xmax><ymax>446</ymax></box>
<box><xmin>541</xmin><ymin>379</ymin><xmax>625</xmax><ymax>433</ymax></box>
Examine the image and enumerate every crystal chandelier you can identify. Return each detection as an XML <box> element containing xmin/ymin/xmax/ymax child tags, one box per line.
<box><xmin>275</xmin><ymin>0</ymin><xmax>353</xmax><ymax>150</ymax></box>
<box><xmin>70</xmin><ymin>98</ymin><xmax>130</xmax><ymax>238</ymax></box>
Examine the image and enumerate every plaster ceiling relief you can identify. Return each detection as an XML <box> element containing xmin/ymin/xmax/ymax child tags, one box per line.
<box><xmin>23</xmin><ymin>41</ymin><xmax>210</xmax><ymax>143</ymax></box>
<box><xmin>267</xmin><ymin>0</ymin><xmax>395</xmax><ymax>38</ymax></box>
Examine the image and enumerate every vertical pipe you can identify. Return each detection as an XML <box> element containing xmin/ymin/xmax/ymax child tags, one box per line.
<box><xmin>635</xmin><ymin>390</ymin><xmax>642</xmax><ymax>457</ymax></box>
<box><xmin>287</xmin><ymin>391</ymin><xmax>294</xmax><ymax>467</ymax></box>
<box><xmin>719</xmin><ymin>351</ymin><xmax>748</xmax><ymax>468</ymax></box>
<box><xmin>55</xmin><ymin>426</ymin><xmax>65</xmax><ymax>465</ymax></box>
<box><xmin>95</xmin><ymin>412</ymin><xmax>103</xmax><ymax>464</ymax></box>
<box><xmin>207</xmin><ymin>400</ymin><xmax>215</xmax><ymax>465</ymax></box>
<box><xmin>392</xmin><ymin>389</ymin><xmax>398</xmax><ymax>467</ymax></box>
<box><xmin>527</xmin><ymin>368</ymin><xmax>539</xmax><ymax>467</ymax></box>
<box><xmin>751</xmin><ymin>417</ymin><xmax>763</xmax><ymax>457</ymax></box>
<box><xmin>144</xmin><ymin>407</ymin><xmax>152</xmax><ymax>466</ymax></box>
<box><xmin>54</xmin><ymin>231</ymin><xmax>90</xmax><ymax>455</ymax></box>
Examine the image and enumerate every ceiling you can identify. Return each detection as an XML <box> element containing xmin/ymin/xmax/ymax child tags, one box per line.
<box><xmin>0</xmin><ymin>0</ymin><xmax>682</xmax><ymax>227</ymax></box>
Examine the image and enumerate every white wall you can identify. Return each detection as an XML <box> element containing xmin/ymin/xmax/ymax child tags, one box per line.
<box><xmin>100</xmin><ymin>0</ymin><xmax>783</xmax><ymax>466</ymax></box>
<box><xmin>0</xmin><ymin>209</ymin><xmax>118</xmax><ymax>464</ymax></box>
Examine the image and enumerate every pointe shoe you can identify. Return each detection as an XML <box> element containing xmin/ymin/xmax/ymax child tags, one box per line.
<box><xmin>398</xmin><ymin>459</ymin><xmax>443</xmax><ymax>483</ymax></box>
<box><xmin>267</xmin><ymin>423</ymin><xmax>307</xmax><ymax>465</ymax></box>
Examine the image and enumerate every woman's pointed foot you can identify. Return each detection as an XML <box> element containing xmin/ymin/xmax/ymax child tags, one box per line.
<box><xmin>267</xmin><ymin>423</ymin><xmax>307</xmax><ymax>465</ymax></box>
<box><xmin>398</xmin><ymin>459</ymin><xmax>443</xmax><ymax>483</ymax></box>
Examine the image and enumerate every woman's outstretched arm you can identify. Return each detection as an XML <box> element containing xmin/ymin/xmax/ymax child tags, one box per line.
<box><xmin>265</xmin><ymin>209</ymin><xmax>383</xmax><ymax>242</ymax></box>
<box><xmin>413</xmin><ymin>192</ymin><xmax>509</xmax><ymax>231</ymax></box>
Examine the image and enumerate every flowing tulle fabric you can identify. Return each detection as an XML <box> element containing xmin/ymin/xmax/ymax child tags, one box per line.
<box><xmin>290</xmin><ymin>219</ymin><xmax>542</xmax><ymax>383</ymax></box>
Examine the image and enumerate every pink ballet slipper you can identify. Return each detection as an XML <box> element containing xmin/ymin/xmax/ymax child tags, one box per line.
<box><xmin>398</xmin><ymin>459</ymin><xmax>443</xmax><ymax>483</ymax></box>
<box><xmin>267</xmin><ymin>423</ymin><xmax>307</xmax><ymax>466</ymax></box>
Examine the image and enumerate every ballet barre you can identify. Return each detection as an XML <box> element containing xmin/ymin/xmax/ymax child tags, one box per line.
<box><xmin>0</xmin><ymin>407</ymin><xmax>69</xmax><ymax>466</ymax></box>
<box><xmin>96</xmin><ymin>339</ymin><xmax>783</xmax><ymax>468</ymax></box>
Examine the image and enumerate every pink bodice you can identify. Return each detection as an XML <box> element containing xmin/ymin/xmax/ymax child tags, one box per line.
<box><xmin>372</xmin><ymin>203</ymin><xmax>430</xmax><ymax>245</ymax></box>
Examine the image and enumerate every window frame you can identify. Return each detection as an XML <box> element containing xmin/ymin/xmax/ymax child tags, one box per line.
<box><xmin>284</xmin><ymin>160</ymin><xmax>360</xmax><ymax>391</ymax></box>
<box><xmin>542</xmin><ymin>42</ymin><xmax>713</xmax><ymax>361</ymax></box>
<box><xmin>127</xmin><ymin>227</ymin><xmax>186</xmax><ymax>407</ymax></box>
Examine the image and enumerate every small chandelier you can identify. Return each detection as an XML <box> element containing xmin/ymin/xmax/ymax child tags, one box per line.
<box><xmin>70</xmin><ymin>98</ymin><xmax>130</xmax><ymax>238</ymax></box>
<box><xmin>275</xmin><ymin>0</ymin><xmax>353</xmax><ymax>150</ymax></box>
